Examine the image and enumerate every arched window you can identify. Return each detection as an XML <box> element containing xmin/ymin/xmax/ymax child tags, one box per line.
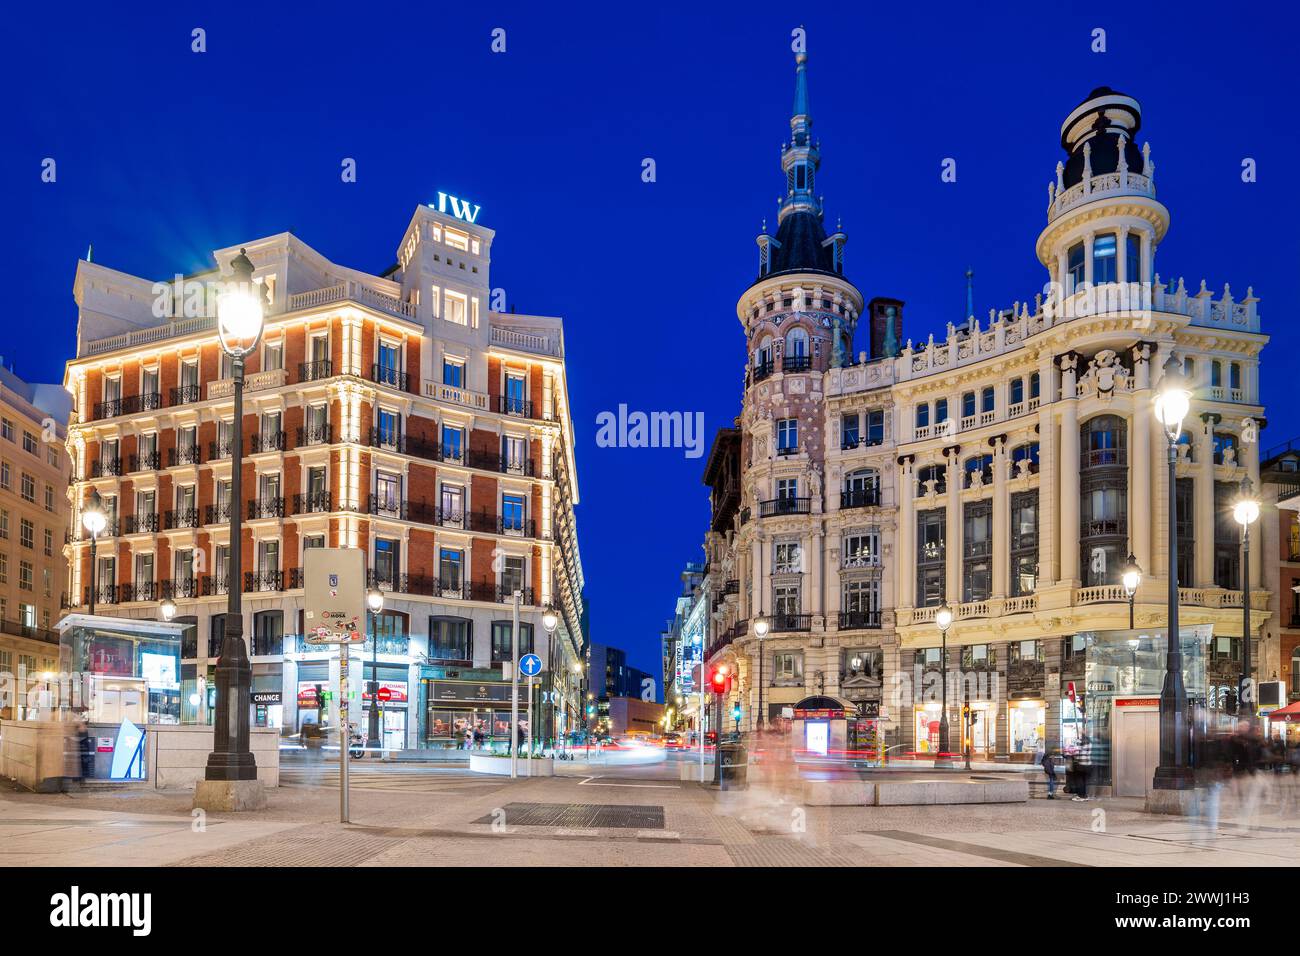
<box><xmin>916</xmin><ymin>464</ymin><xmax>946</xmax><ymax>495</ymax></box>
<box><xmin>755</xmin><ymin>336</ymin><xmax>773</xmax><ymax>368</ymax></box>
<box><xmin>981</xmin><ymin>386</ymin><xmax>995</xmax><ymax>414</ymax></box>
<box><xmin>1011</xmin><ymin>442</ymin><xmax>1040</xmax><ymax>475</ymax></box>
<box><xmin>965</xmin><ymin>454</ymin><xmax>994</xmax><ymax>486</ymax></box>
<box><xmin>1212</xmin><ymin>433</ymin><xmax>1238</xmax><ymax>465</ymax></box>
<box><xmin>1010</xmin><ymin>378</ymin><xmax>1024</xmax><ymax>407</ymax></box>
<box><xmin>961</xmin><ymin>391</ymin><xmax>976</xmax><ymax>418</ymax></box>
<box><xmin>784</xmin><ymin>328</ymin><xmax>811</xmax><ymax>372</ymax></box>
<box><xmin>1211</xmin><ymin>360</ymin><xmax>1222</xmax><ymax>388</ymax></box>
<box><xmin>842</xmin><ymin>468</ymin><xmax>880</xmax><ymax>509</ymax></box>
<box><xmin>935</xmin><ymin>398</ymin><xmax>949</xmax><ymax>423</ymax></box>
<box><xmin>1029</xmin><ymin>372</ymin><xmax>1041</xmax><ymax>399</ymax></box>
<box><xmin>1082</xmin><ymin>415</ymin><xmax>1127</xmax><ymax>469</ymax></box>
<box><xmin>915</xmin><ymin>403</ymin><xmax>930</xmax><ymax>430</ymax></box>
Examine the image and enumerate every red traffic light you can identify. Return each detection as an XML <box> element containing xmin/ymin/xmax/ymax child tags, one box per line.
<box><xmin>709</xmin><ymin>667</ymin><xmax>731</xmax><ymax>695</ymax></box>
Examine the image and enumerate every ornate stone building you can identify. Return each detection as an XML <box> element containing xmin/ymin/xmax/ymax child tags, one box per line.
<box><xmin>698</xmin><ymin>62</ymin><xmax>1270</xmax><ymax>762</ymax></box>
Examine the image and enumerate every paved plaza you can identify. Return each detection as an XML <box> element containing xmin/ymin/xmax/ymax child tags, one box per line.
<box><xmin>2</xmin><ymin>758</ymin><xmax>1297</xmax><ymax>868</ymax></box>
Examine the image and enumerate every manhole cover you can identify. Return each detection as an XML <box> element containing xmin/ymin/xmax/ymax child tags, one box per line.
<box><xmin>473</xmin><ymin>802</ymin><xmax>665</xmax><ymax>829</ymax></box>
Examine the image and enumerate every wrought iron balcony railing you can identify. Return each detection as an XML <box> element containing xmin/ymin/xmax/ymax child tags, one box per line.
<box><xmin>128</xmin><ymin>451</ymin><xmax>161</xmax><ymax>472</ymax></box>
<box><xmin>298</xmin><ymin>359</ymin><xmax>334</xmax><ymax>383</ymax></box>
<box><xmin>296</xmin><ymin>423</ymin><xmax>333</xmax><ymax>447</ymax></box>
<box><xmin>164</xmin><ymin>508</ymin><xmax>200</xmax><ymax>530</ymax></box>
<box><xmin>838</xmin><ymin>609</ymin><xmax>882</xmax><ymax>630</ymax></box>
<box><xmin>371</xmin><ymin>364</ymin><xmax>410</xmax><ymax>392</ymax></box>
<box><xmin>168</xmin><ymin>445</ymin><xmax>202</xmax><ymax>467</ymax></box>
<box><xmin>758</xmin><ymin>497</ymin><xmax>811</xmax><ymax>517</ymax></box>
<box><xmin>170</xmin><ymin>384</ymin><xmax>201</xmax><ymax>406</ymax></box>
<box><xmin>122</xmin><ymin>513</ymin><xmax>159</xmax><ymax>534</ymax></box>
<box><xmin>293</xmin><ymin>490</ymin><xmax>333</xmax><ymax>514</ymax></box>
<box><xmin>250</xmin><ymin>431</ymin><xmax>286</xmax><ymax>454</ymax></box>
<box><xmin>248</xmin><ymin>497</ymin><xmax>285</xmax><ymax>519</ymax></box>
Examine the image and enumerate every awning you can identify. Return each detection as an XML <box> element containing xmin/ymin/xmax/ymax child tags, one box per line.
<box><xmin>1264</xmin><ymin>700</ymin><xmax>1300</xmax><ymax>722</ymax></box>
<box><xmin>791</xmin><ymin>695</ymin><xmax>858</xmax><ymax>719</ymax></box>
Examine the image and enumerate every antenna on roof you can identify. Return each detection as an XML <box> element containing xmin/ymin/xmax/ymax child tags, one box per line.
<box><xmin>86</xmin><ymin>243</ymin><xmax>94</xmax><ymax>263</ymax></box>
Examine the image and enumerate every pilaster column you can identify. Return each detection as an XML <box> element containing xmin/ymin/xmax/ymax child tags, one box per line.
<box><xmin>1058</xmin><ymin>354</ymin><xmax>1081</xmax><ymax>584</ymax></box>
<box><xmin>1131</xmin><ymin>345</ymin><xmax>1152</xmax><ymax>573</ymax></box>
<box><xmin>1037</xmin><ymin>355</ymin><xmax>1058</xmax><ymax>585</ymax></box>
<box><xmin>945</xmin><ymin>447</ymin><xmax>962</xmax><ymax>603</ymax></box>
<box><xmin>992</xmin><ymin>437</ymin><xmax>1010</xmax><ymax>598</ymax></box>
<box><xmin>808</xmin><ymin>530</ymin><xmax>823</xmax><ymax>617</ymax></box>
<box><xmin>751</xmin><ymin>533</ymin><xmax>765</xmax><ymax>617</ymax></box>
<box><xmin>1195</xmin><ymin>415</ymin><xmax>1216</xmax><ymax>588</ymax></box>
<box><xmin>1246</xmin><ymin>433</ymin><xmax>1262</xmax><ymax>589</ymax></box>
<box><xmin>898</xmin><ymin>457</ymin><xmax>915</xmax><ymax>608</ymax></box>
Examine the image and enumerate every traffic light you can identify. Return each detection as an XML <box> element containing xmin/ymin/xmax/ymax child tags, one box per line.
<box><xmin>586</xmin><ymin>704</ymin><xmax>596</xmax><ymax>717</ymax></box>
<box><xmin>731</xmin><ymin>703</ymin><xmax>742</xmax><ymax>722</ymax></box>
<box><xmin>709</xmin><ymin>666</ymin><xmax>730</xmax><ymax>696</ymax></box>
<box><xmin>314</xmin><ymin>684</ymin><xmax>325</xmax><ymax>709</ymax></box>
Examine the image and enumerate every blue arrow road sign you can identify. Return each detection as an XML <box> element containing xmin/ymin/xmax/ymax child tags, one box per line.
<box><xmin>519</xmin><ymin>653</ymin><xmax>543</xmax><ymax>677</ymax></box>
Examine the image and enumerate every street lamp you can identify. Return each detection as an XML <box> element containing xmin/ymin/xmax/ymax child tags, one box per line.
<box><xmin>1122</xmin><ymin>553</ymin><xmax>1142</xmax><ymax>630</ymax></box>
<box><xmin>81</xmin><ymin>489</ymin><xmax>107</xmax><ymax>614</ymax></box>
<box><xmin>934</xmin><ymin>603</ymin><xmax>954</xmax><ymax>767</ymax></box>
<box><xmin>1234</xmin><ymin>475</ymin><xmax>1260</xmax><ymax>717</ymax></box>
<box><xmin>752</xmin><ymin>612</ymin><xmax>770</xmax><ymax>732</ymax></box>
<box><xmin>160</xmin><ymin>597</ymin><xmax>177</xmax><ymax>623</ymax></box>
<box><xmin>201</xmin><ymin>248</ymin><xmax>265</xmax><ymax>795</ymax></box>
<box><xmin>541</xmin><ymin>607</ymin><xmax>558</xmax><ymax>751</ymax></box>
<box><xmin>1151</xmin><ymin>353</ymin><xmax>1194</xmax><ymax>792</ymax></box>
<box><xmin>1128</xmin><ymin>638</ymin><xmax>1140</xmax><ymax>692</ymax></box>
<box><xmin>365</xmin><ymin>587</ymin><xmax>384</xmax><ymax>752</ymax></box>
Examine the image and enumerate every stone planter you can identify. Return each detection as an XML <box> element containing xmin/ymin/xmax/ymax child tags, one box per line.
<box><xmin>469</xmin><ymin>753</ymin><xmax>554</xmax><ymax>777</ymax></box>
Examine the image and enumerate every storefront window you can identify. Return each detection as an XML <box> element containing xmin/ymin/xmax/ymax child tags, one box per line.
<box><xmin>1009</xmin><ymin>701</ymin><xmax>1045</xmax><ymax>755</ymax></box>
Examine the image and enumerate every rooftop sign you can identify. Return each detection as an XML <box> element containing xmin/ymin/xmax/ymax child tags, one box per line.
<box><xmin>431</xmin><ymin>191</ymin><xmax>481</xmax><ymax>224</ymax></box>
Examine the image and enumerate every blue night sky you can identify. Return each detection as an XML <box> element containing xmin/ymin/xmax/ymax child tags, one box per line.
<box><xmin>6</xmin><ymin>1</ymin><xmax>1297</xmax><ymax>681</ymax></box>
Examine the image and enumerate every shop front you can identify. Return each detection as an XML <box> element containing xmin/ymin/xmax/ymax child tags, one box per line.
<box><xmin>791</xmin><ymin>696</ymin><xmax>858</xmax><ymax>758</ymax></box>
<box><xmin>421</xmin><ymin>669</ymin><xmax>520</xmax><ymax>750</ymax></box>
<box><xmin>252</xmin><ymin>664</ymin><xmax>284</xmax><ymax>731</ymax></box>
<box><xmin>361</xmin><ymin>664</ymin><xmax>410</xmax><ymax>750</ymax></box>
<box><xmin>1008</xmin><ymin>699</ymin><xmax>1046</xmax><ymax>760</ymax></box>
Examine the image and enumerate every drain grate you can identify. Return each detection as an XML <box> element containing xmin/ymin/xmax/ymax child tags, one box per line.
<box><xmin>473</xmin><ymin>802</ymin><xmax>665</xmax><ymax>830</ymax></box>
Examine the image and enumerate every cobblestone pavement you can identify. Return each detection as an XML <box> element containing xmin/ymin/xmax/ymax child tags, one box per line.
<box><xmin>2</xmin><ymin>771</ymin><xmax>1297</xmax><ymax>867</ymax></box>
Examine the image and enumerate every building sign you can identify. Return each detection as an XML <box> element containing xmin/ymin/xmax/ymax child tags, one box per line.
<box><xmin>361</xmin><ymin>680</ymin><xmax>408</xmax><ymax>704</ymax></box>
<box><xmin>1115</xmin><ymin>697</ymin><xmax>1161</xmax><ymax>707</ymax></box>
<box><xmin>427</xmin><ymin>680</ymin><xmax>512</xmax><ymax>703</ymax></box>
<box><xmin>297</xmin><ymin>681</ymin><xmax>325</xmax><ymax>706</ymax></box>
<box><xmin>430</xmin><ymin>191</ymin><xmax>481</xmax><ymax>224</ymax></box>
<box><xmin>252</xmin><ymin>691</ymin><xmax>283</xmax><ymax>705</ymax></box>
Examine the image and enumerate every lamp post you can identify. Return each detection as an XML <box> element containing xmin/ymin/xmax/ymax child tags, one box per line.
<box><xmin>1151</xmin><ymin>353</ymin><xmax>1194</xmax><ymax>791</ymax></box>
<box><xmin>934</xmin><ymin>603</ymin><xmax>954</xmax><ymax>768</ymax></box>
<box><xmin>1128</xmin><ymin>638</ymin><xmax>1140</xmax><ymax>692</ymax></box>
<box><xmin>199</xmin><ymin>249</ymin><xmax>265</xmax><ymax>800</ymax></box>
<box><xmin>81</xmin><ymin>489</ymin><xmax>106</xmax><ymax>614</ymax></box>
<box><xmin>541</xmin><ymin>606</ymin><xmax>558</xmax><ymax>750</ymax></box>
<box><xmin>365</xmin><ymin>587</ymin><xmax>384</xmax><ymax>753</ymax></box>
<box><xmin>1122</xmin><ymin>553</ymin><xmax>1142</xmax><ymax>630</ymax></box>
<box><xmin>1233</xmin><ymin>476</ymin><xmax>1260</xmax><ymax>718</ymax></box>
<box><xmin>752</xmin><ymin>613</ymin><xmax>770</xmax><ymax>733</ymax></box>
<box><xmin>160</xmin><ymin>597</ymin><xmax>177</xmax><ymax>623</ymax></box>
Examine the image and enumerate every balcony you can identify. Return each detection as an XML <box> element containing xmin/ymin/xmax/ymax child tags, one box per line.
<box><xmin>371</xmin><ymin>364</ymin><xmax>410</xmax><ymax>392</ymax></box>
<box><xmin>170</xmin><ymin>384</ymin><xmax>200</xmax><ymax>406</ymax></box>
<box><xmin>296</xmin><ymin>423</ymin><xmax>333</xmax><ymax>447</ymax></box>
<box><xmin>293</xmin><ymin>490</ymin><xmax>333</xmax><ymax>515</ymax></box>
<box><xmin>368</xmin><ymin>426</ymin><xmax>407</xmax><ymax>454</ymax></box>
<box><xmin>129</xmin><ymin>451</ymin><xmax>161</xmax><ymax>472</ymax></box>
<box><xmin>161</xmin><ymin>578</ymin><xmax>200</xmax><ymax>600</ymax></box>
<box><xmin>423</xmin><ymin>381</ymin><xmax>489</xmax><ymax>410</ymax></box>
<box><xmin>252</xmin><ymin>631</ymin><xmax>285</xmax><ymax>656</ymax></box>
<box><xmin>204</xmin><ymin>503</ymin><xmax>232</xmax><ymax>525</ymax></box>
<box><xmin>208</xmin><ymin>368</ymin><xmax>287</xmax><ymax>400</ymax></box>
<box><xmin>1083</xmin><ymin>448</ymin><xmax>1125</xmax><ymax>469</ymax></box>
<box><xmin>497</xmin><ymin>515</ymin><xmax>538</xmax><ymax>538</ymax></box>
<box><xmin>496</xmin><ymin>395</ymin><xmax>537</xmax><ymax>419</ymax></box>
<box><xmin>771</xmin><ymin>613</ymin><xmax>813</xmax><ymax>633</ymax></box>
<box><xmin>841</xmin><ymin>435</ymin><xmax>885</xmax><ymax>451</ymax></box>
<box><xmin>366</xmin><ymin>570</ymin><xmax>434</xmax><ymax>597</ymax></box>
<box><xmin>0</xmin><ymin>617</ymin><xmax>60</xmax><ymax>645</ymax></box>
<box><xmin>120</xmin><ymin>581</ymin><xmax>157</xmax><ymax>603</ymax></box>
<box><xmin>838</xmin><ymin>610</ymin><xmax>882</xmax><ymax>630</ymax></box>
<box><xmin>165</xmin><ymin>508</ymin><xmax>201</xmax><ymax>530</ymax></box>
<box><xmin>493</xmin><ymin>585</ymin><xmax>535</xmax><ymax>606</ymax></box>
<box><xmin>250</xmin><ymin>430</ymin><xmax>287</xmax><ymax>454</ymax></box>
<box><xmin>244</xmin><ymin>568</ymin><xmax>303</xmax><ymax>592</ymax></box>
<box><xmin>83</xmin><ymin>584</ymin><xmax>119</xmax><ymax>607</ymax></box>
<box><xmin>782</xmin><ymin>354</ymin><xmax>812</xmax><ymax>373</ymax></box>
<box><xmin>298</xmin><ymin>359</ymin><xmax>334</xmax><ymax>383</ymax></box>
<box><xmin>758</xmin><ymin>497</ymin><xmax>811</xmax><ymax>517</ymax></box>
<box><xmin>248</xmin><ymin>497</ymin><xmax>285</xmax><ymax>519</ymax></box>
<box><xmin>467</xmin><ymin>449</ymin><xmax>536</xmax><ymax>477</ymax></box>
<box><xmin>91</xmin><ymin>458</ymin><xmax>123</xmax><ymax>478</ymax></box>
<box><xmin>840</xmin><ymin>487</ymin><xmax>882</xmax><ymax>510</ymax></box>
<box><xmin>168</xmin><ymin>445</ymin><xmax>202</xmax><ymax>467</ymax></box>
<box><xmin>201</xmin><ymin>574</ymin><xmax>232</xmax><ymax>597</ymax></box>
<box><xmin>750</xmin><ymin>361</ymin><xmax>775</xmax><ymax>384</ymax></box>
<box><xmin>122</xmin><ymin>513</ymin><xmax>159</xmax><ymax>534</ymax></box>
<box><xmin>208</xmin><ymin>439</ymin><xmax>232</xmax><ymax>461</ymax></box>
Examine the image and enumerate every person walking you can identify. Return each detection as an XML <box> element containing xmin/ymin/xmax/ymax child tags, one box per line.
<box><xmin>77</xmin><ymin>721</ymin><xmax>94</xmax><ymax>783</ymax></box>
<box><xmin>1041</xmin><ymin>748</ymin><xmax>1058</xmax><ymax>799</ymax></box>
<box><xmin>464</xmin><ymin>727</ymin><xmax>473</xmax><ymax>752</ymax></box>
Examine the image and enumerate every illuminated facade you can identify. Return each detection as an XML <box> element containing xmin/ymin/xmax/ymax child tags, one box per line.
<box><xmin>700</xmin><ymin>60</ymin><xmax>1270</xmax><ymax>760</ymax></box>
<box><xmin>61</xmin><ymin>200</ymin><xmax>585</xmax><ymax>748</ymax></box>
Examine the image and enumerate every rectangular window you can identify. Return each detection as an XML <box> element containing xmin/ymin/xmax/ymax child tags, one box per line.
<box><xmin>841</xmin><ymin>414</ymin><xmax>860</xmax><ymax>449</ymax></box>
<box><xmin>375</xmin><ymin>472</ymin><xmax>401</xmax><ymax>514</ymax></box>
<box><xmin>773</xmin><ymin>583</ymin><xmax>800</xmax><ymax>618</ymax></box>
<box><xmin>841</xmin><ymin>579</ymin><xmax>881</xmax><ymax>617</ymax></box>
<box><xmin>917</xmin><ymin>508</ymin><xmax>946</xmax><ymax>607</ymax></box>
<box><xmin>962</xmin><ymin>501</ymin><xmax>993</xmax><ymax>602</ymax></box>
<box><xmin>1067</xmin><ymin>241</ymin><xmax>1085</xmax><ymax>291</ymax></box>
<box><xmin>22</xmin><ymin>431</ymin><xmax>38</xmax><ymax>455</ymax></box>
<box><xmin>1010</xmin><ymin>491</ymin><xmax>1039</xmax><ymax>596</ymax></box>
<box><xmin>1093</xmin><ymin>233</ymin><xmax>1117</xmax><ymax>284</ymax></box>
<box><xmin>373</xmin><ymin>537</ymin><xmax>400</xmax><ymax>587</ymax></box>
<box><xmin>865</xmin><ymin>409</ymin><xmax>885</xmax><ymax>446</ymax></box>
<box><xmin>445</xmin><ymin>291</ymin><xmax>468</xmax><ymax>326</ymax></box>
<box><xmin>491</xmin><ymin>620</ymin><xmax>534</xmax><ymax>661</ymax></box>
<box><xmin>0</xmin><ymin>419</ymin><xmax>10</xmax><ymax>441</ymax></box>
<box><xmin>429</xmin><ymin>617</ymin><xmax>471</xmax><ymax>661</ymax></box>
<box><xmin>1125</xmin><ymin>233</ymin><xmax>1141</xmax><ymax>284</ymax></box>
<box><xmin>21</xmin><ymin>473</ymin><xmax>35</xmax><ymax>503</ymax></box>
<box><xmin>843</xmin><ymin>529</ymin><xmax>880</xmax><ymax>568</ymax></box>
<box><xmin>43</xmin><ymin>527</ymin><xmax>53</xmax><ymax>557</ymax></box>
<box><xmin>501</xmin><ymin>435</ymin><xmax>527</xmax><ymax>473</ymax></box>
<box><xmin>438</xmin><ymin>549</ymin><xmax>463</xmax><ymax>594</ymax></box>
<box><xmin>776</xmin><ymin>418</ymin><xmax>798</xmax><ymax>453</ymax></box>
<box><xmin>773</xmin><ymin>541</ymin><xmax>802</xmax><ymax>574</ymax></box>
<box><xmin>443</xmin><ymin>358</ymin><xmax>464</xmax><ymax>388</ymax></box>
<box><xmin>263</xmin><ymin>340</ymin><xmax>284</xmax><ymax>371</ymax></box>
<box><xmin>776</xmin><ymin>477</ymin><xmax>798</xmax><ymax>500</ymax></box>
<box><xmin>773</xmin><ymin>651</ymin><xmax>803</xmax><ymax>680</ymax></box>
<box><xmin>501</xmin><ymin>493</ymin><xmax>526</xmax><ymax>534</ymax></box>
<box><xmin>440</xmin><ymin>484</ymin><xmax>464</xmax><ymax>525</ymax></box>
<box><xmin>19</xmin><ymin>518</ymin><xmax>34</xmax><ymax>549</ymax></box>
<box><xmin>441</xmin><ymin>425</ymin><xmax>464</xmax><ymax>461</ymax></box>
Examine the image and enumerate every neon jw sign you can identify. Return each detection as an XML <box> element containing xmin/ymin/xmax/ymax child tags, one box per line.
<box><xmin>431</xmin><ymin>191</ymin><xmax>481</xmax><ymax>224</ymax></box>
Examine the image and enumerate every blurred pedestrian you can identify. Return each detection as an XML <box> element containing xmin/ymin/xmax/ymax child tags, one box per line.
<box><xmin>1041</xmin><ymin>749</ymin><xmax>1058</xmax><ymax>799</ymax></box>
<box><xmin>77</xmin><ymin>721</ymin><xmax>94</xmax><ymax>783</ymax></box>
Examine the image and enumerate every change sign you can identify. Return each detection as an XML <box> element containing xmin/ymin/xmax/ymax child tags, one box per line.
<box><xmin>302</xmin><ymin>548</ymin><xmax>366</xmax><ymax>645</ymax></box>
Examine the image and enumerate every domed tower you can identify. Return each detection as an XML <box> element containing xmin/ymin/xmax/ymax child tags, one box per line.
<box><xmin>1035</xmin><ymin>86</ymin><xmax>1170</xmax><ymax>304</ymax></box>
<box><xmin>740</xmin><ymin>52</ymin><xmax>863</xmax><ymax>395</ymax></box>
<box><xmin>735</xmin><ymin>52</ymin><xmax>865</xmax><ymax>640</ymax></box>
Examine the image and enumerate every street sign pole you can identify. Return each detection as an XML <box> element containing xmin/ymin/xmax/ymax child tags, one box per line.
<box><xmin>527</xmin><ymin>675</ymin><xmax>534</xmax><ymax>777</ymax></box>
<box><xmin>340</xmin><ymin>642</ymin><xmax>350</xmax><ymax>824</ymax></box>
<box><xmin>510</xmin><ymin>590</ymin><xmax>520</xmax><ymax>780</ymax></box>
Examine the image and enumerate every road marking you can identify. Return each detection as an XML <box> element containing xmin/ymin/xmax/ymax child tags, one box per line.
<box><xmin>577</xmin><ymin>775</ymin><xmax>680</xmax><ymax>789</ymax></box>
